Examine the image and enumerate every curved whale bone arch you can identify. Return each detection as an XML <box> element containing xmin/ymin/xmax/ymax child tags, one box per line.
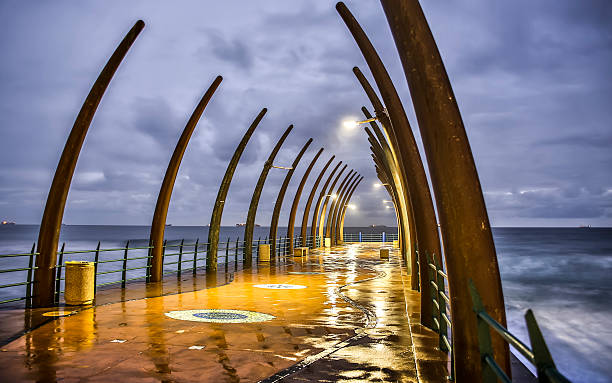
<box><xmin>148</xmin><ymin>76</ymin><xmax>223</xmax><ymax>283</ymax></box>
<box><xmin>299</xmin><ymin>155</ymin><xmax>335</xmax><ymax>248</ymax></box>
<box><xmin>338</xmin><ymin>175</ymin><xmax>363</xmax><ymax>241</ymax></box>
<box><xmin>269</xmin><ymin>138</ymin><xmax>313</xmax><ymax>261</ymax></box>
<box><xmin>338</xmin><ymin>1</ymin><xmax>510</xmax><ymax>379</ymax></box>
<box><xmin>34</xmin><ymin>20</ymin><xmax>145</xmax><ymax>308</ymax></box>
<box><xmin>316</xmin><ymin>165</ymin><xmax>349</xmax><ymax>246</ymax></box>
<box><xmin>326</xmin><ymin>170</ymin><xmax>358</xmax><ymax>244</ymax></box>
<box><xmin>287</xmin><ymin>147</ymin><xmax>324</xmax><ymax>254</ymax></box>
<box><xmin>331</xmin><ymin>172</ymin><xmax>361</xmax><ymax>245</ymax></box>
<box><xmin>310</xmin><ymin>161</ymin><xmax>343</xmax><ymax>248</ymax></box>
<box><xmin>206</xmin><ymin>108</ymin><xmax>268</xmax><ymax>271</ymax></box>
<box><xmin>242</xmin><ymin>125</ymin><xmax>294</xmax><ymax>267</ymax></box>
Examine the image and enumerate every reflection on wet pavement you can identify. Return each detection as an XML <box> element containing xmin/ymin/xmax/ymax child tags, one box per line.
<box><xmin>0</xmin><ymin>243</ymin><xmax>448</xmax><ymax>382</ymax></box>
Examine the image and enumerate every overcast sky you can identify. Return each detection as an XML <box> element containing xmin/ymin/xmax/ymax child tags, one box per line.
<box><xmin>0</xmin><ymin>0</ymin><xmax>610</xmax><ymax>228</ymax></box>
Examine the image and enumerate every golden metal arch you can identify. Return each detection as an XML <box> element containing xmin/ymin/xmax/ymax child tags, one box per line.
<box><xmin>300</xmin><ymin>155</ymin><xmax>335</xmax><ymax>247</ymax></box>
<box><xmin>269</xmin><ymin>138</ymin><xmax>313</xmax><ymax>260</ymax></box>
<box><xmin>149</xmin><ymin>76</ymin><xmax>223</xmax><ymax>282</ymax></box>
<box><xmin>287</xmin><ymin>148</ymin><xmax>324</xmax><ymax>254</ymax></box>
<box><xmin>309</xmin><ymin>161</ymin><xmax>344</xmax><ymax>248</ymax></box>
<box><xmin>325</xmin><ymin>171</ymin><xmax>358</xmax><ymax>242</ymax></box>
<box><xmin>379</xmin><ymin>0</ymin><xmax>509</xmax><ymax>378</ymax></box>
<box><xmin>34</xmin><ymin>20</ymin><xmax>145</xmax><ymax>307</ymax></box>
<box><xmin>243</xmin><ymin>125</ymin><xmax>294</xmax><ymax>267</ymax></box>
<box><xmin>206</xmin><ymin>108</ymin><xmax>267</xmax><ymax>271</ymax></box>
<box><xmin>338</xmin><ymin>176</ymin><xmax>364</xmax><ymax>241</ymax></box>
<box><xmin>331</xmin><ymin>173</ymin><xmax>360</xmax><ymax>245</ymax></box>
<box><xmin>317</xmin><ymin>166</ymin><xmax>350</xmax><ymax>246</ymax></box>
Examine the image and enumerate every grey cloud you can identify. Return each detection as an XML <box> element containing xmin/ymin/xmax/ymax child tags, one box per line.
<box><xmin>0</xmin><ymin>0</ymin><xmax>610</xmax><ymax>227</ymax></box>
<box><xmin>200</xmin><ymin>31</ymin><xmax>253</xmax><ymax>71</ymax></box>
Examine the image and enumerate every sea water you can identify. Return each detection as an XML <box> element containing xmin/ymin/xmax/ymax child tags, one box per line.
<box><xmin>0</xmin><ymin>225</ymin><xmax>610</xmax><ymax>382</ymax></box>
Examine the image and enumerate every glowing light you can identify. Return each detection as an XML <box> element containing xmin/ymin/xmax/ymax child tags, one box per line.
<box><xmin>342</xmin><ymin>120</ymin><xmax>358</xmax><ymax>129</ymax></box>
<box><xmin>347</xmin><ymin>204</ymin><xmax>356</xmax><ymax>210</ymax></box>
<box><xmin>374</xmin><ymin>183</ymin><xmax>382</xmax><ymax>188</ymax></box>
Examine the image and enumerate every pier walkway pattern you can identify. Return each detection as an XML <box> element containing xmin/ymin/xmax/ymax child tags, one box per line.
<box><xmin>0</xmin><ymin>243</ymin><xmax>447</xmax><ymax>382</ymax></box>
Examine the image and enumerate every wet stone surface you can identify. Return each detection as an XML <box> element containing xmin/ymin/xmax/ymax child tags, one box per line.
<box><xmin>0</xmin><ymin>243</ymin><xmax>448</xmax><ymax>382</ymax></box>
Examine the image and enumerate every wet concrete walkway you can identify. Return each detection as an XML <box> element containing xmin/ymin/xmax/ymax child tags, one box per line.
<box><xmin>0</xmin><ymin>243</ymin><xmax>448</xmax><ymax>382</ymax></box>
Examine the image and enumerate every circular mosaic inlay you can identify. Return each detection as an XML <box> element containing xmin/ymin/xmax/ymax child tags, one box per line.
<box><xmin>193</xmin><ymin>312</ymin><xmax>247</xmax><ymax>320</ymax></box>
<box><xmin>165</xmin><ymin>309</ymin><xmax>275</xmax><ymax>323</ymax></box>
<box><xmin>288</xmin><ymin>272</ymin><xmax>323</xmax><ymax>275</ymax></box>
<box><xmin>254</xmin><ymin>283</ymin><xmax>307</xmax><ymax>289</ymax></box>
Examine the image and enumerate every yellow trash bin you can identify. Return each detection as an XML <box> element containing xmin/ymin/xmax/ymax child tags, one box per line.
<box><xmin>258</xmin><ymin>244</ymin><xmax>271</xmax><ymax>262</ymax></box>
<box><xmin>64</xmin><ymin>261</ymin><xmax>95</xmax><ymax>305</ymax></box>
<box><xmin>324</xmin><ymin>237</ymin><xmax>331</xmax><ymax>248</ymax></box>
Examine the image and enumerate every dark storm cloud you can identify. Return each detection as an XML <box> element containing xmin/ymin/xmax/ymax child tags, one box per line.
<box><xmin>0</xmin><ymin>0</ymin><xmax>610</xmax><ymax>227</ymax></box>
<box><xmin>203</xmin><ymin>31</ymin><xmax>253</xmax><ymax>71</ymax></box>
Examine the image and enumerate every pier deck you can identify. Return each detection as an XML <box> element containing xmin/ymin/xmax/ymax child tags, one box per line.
<box><xmin>0</xmin><ymin>243</ymin><xmax>448</xmax><ymax>382</ymax></box>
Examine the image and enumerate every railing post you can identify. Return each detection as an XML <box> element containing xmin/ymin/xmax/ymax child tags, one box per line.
<box><xmin>193</xmin><ymin>238</ymin><xmax>199</xmax><ymax>275</ymax></box>
<box><xmin>121</xmin><ymin>240</ymin><xmax>129</xmax><ymax>288</ymax></box>
<box><xmin>93</xmin><ymin>241</ymin><xmax>100</xmax><ymax>295</ymax></box>
<box><xmin>525</xmin><ymin>310</ymin><xmax>569</xmax><ymax>383</ymax></box>
<box><xmin>415</xmin><ymin>249</ymin><xmax>420</xmax><ymax>292</ymax></box>
<box><xmin>54</xmin><ymin>243</ymin><xmax>65</xmax><ymax>304</ymax></box>
<box><xmin>225</xmin><ymin>237</ymin><xmax>230</xmax><ymax>268</ymax></box>
<box><xmin>160</xmin><ymin>240</ymin><xmax>166</xmax><ymax>279</ymax></box>
<box><xmin>146</xmin><ymin>238</ymin><xmax>152</xmax><ymax>283</ymax></box>
<box><xmin>435</xmin><ymin>256</ymin><xmax>448</xmax><ymax>352</ymax></box>
<box><xmin>256</xmin><ymin>237</ymin><xmax>261</xmax><ymax>260</ymax></box>
<box><xmin>177</xmin><ymin>239</ymin><xmax>184</xmax><ymax>278</ymax></box>
<box><xmin>235</xmin><ymin>236</ymin><xmax>239</xmax><ymax>259</ymax></box>
<box><xmin>359</xmin><ymin>232</ymin><xmax>362</xmax><ymax>242</ymax></box>
<box><xmin>25</xmin><ymin>243</ymin><xmax>36</xmax><ymax>308</ymax></box>
<box><xmin>468</xmin><ymin>280</ymin><xmax>498</xmax><ymax>383</ymax></box>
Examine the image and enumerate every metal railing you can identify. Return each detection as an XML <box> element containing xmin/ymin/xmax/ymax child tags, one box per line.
<box><xmin>0</xmin><ymin>232</ymin><xmax>397</xmax><ymax>307</ymax></box>
<box><xmin>342</xmin><ymin>232</ymin><xmax>398</xmax><ymax>243</ymax></box>
<box><xmin>468</xmin><ymin>280</ymin><xmax>571</xmax><ymax>383</ymax></box>
<box><xmin>0</xmin><ymin>235</ymin><xmax>307</xmax><ymax>308</ymax></box>
<box><xmin>427</xmin><ymin>254</ymin><xmax>454</xmax><ymax>380</ymax></box>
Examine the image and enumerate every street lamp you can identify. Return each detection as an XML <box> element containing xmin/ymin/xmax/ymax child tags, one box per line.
<box><xmin>373</xmin><ymin>183</ymin><xmax>390</xmax><ymax>188</ymax></box>
<box><xmin>342</xmin><ymin>117</ymin><xmax>379</xmax><ymax>130</ymax></box>
<box><xmin>345</xmin><ymin>204</ymin><xmax>356</xmax><ymax>210</ymax></box>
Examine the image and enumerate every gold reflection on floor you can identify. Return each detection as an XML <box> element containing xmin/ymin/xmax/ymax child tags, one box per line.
<box><xmin>0</xmin><ymin>243</ymin><xmax>448</xmax><ymax>382</ymax></box>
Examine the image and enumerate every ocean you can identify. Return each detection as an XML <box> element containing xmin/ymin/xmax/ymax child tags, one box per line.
<box><xmin>0</xmin><ymin>225</ymin><xmax>610</xmax><ymax>382</ymax></box>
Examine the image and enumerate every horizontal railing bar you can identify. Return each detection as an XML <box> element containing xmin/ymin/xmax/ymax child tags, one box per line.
<box><xmin>0</xmin><ymin>281</ymin><xmax>31</xmax><ymax>288</ymax></box>
<box><xmin>126</xmin><ymin>256</ymin><xmax>151</xmax><ymax>261</ymax></box>
<box><xmin>477</xmin><ymin>310</ymin><xmax>535</xmax><ymax>363</ymax></box>
<box><xmin>0</xmin><ymin>253</ymin><xmax>38</xmax><ymax>258</ymax></box>
<box><xmin>0</xmin><ymin>296</ymin><xmax>26</xmax><ymax>305</ymax></box>
<box><xmin>96</xmin><ymin>269</ymin><xmax>123</xmax><ymax>276</ymax></box>
<box><xmin>0</xmin><ymin>267</ymin><xmax>35</xmax><ymax>274</ymax></box>
<box><xmin>96</xmin><ymin>258</ymin><xmax>125</xmax><ymax>264</ymax></box>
